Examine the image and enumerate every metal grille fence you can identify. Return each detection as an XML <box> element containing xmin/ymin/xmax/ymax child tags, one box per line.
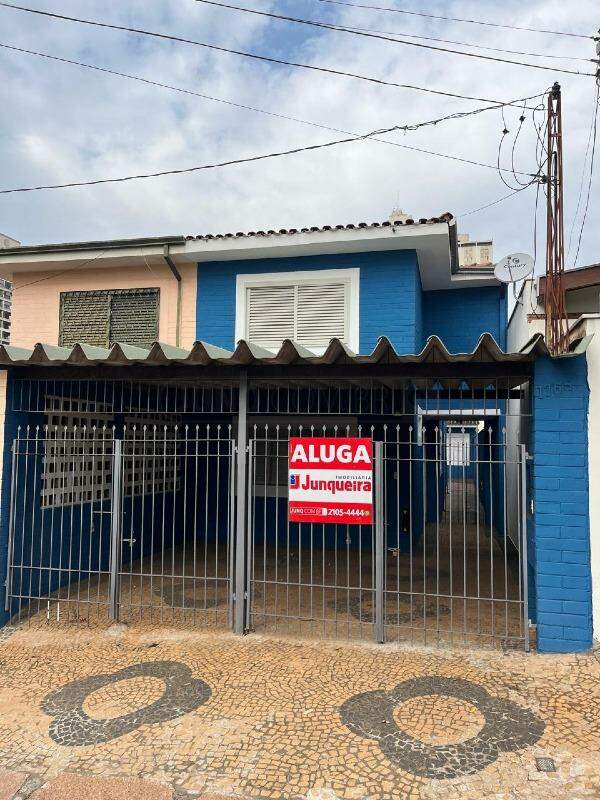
<box><xmin>5</xmin><ymin>424</ymin><xmax>235</xmax><ymax>628</ymax></box>
<box><xmin>246</xmin><ymin>424</ymin><xmax>529</xmax><ymax>650</ymax></box>
<box><xmin>5</xmin><ymin>376</ymin><xmax>531</xmax><ymax>651</ymax></box>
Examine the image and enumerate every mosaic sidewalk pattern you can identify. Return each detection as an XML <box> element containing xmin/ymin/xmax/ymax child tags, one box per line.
<box><xmin>0</xmin><ymin>625</ymin><xmax>598</xmax><ymax>799</ymax></box>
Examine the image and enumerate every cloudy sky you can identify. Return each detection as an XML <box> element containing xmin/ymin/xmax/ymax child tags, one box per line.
<box><xmin>0</xmin><ymin>0</ymin><xmax>598</xmax><ymax>272</ymax></box>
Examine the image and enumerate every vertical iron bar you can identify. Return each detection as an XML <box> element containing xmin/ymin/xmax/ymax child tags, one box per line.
<box><xmin>374</xmin><ymin>441</ymin><xmax>384</xmax><ymax>644</ymax></box>
<box><xmin>234</xmin><ymin>372</ymin><xmax>248</xmax><ymax>634</ymax></box>
<box><xmin>109</xmin><ymin>439</ymin><xmax>123</xmax><ymax>621</ymax></box>
<box><xmin>520</xmin><ymin>445</ymin><xmax>530</xmax><ymax>652</ymax></box>
<box><xmin>4</xmin><ymin>441</ymin><xmax>17</xmax><ymax>613</ymax></box>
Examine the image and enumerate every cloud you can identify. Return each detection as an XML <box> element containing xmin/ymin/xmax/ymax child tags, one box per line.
<box><xmin>0</xmin><ymin>0</ymin><xmax>597</xmax><ymax>269</ymax></box>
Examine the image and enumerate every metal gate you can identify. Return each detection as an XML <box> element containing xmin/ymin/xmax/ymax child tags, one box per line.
<box><xmin>6</xmin><ymin>421</ymin><xmax>530</xmax><ymax>650</ymax></box>
<box><xmin>245</xmin><ymin>426</ymin><xmax>385</xmax><ymax>642</ymax></box>
<box><xmin>245</xmin><ymin>424</ymin><xmax>530</xmax><ymax>650</ymax></box>
<box><xmin>5</xmin><ymin>424</ymin><xmax>235</xmax><ymax>628</ymax></box>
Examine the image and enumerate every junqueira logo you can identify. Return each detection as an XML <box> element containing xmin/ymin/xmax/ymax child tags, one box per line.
<box><xmin>288</xmin><ymin>437</ymin><xmax>373</xmax><ymax>526</ymax></box>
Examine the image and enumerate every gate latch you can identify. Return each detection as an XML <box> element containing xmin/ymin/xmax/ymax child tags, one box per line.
<box><xmin>122</xmin><ymin>538</ymin><xmax>137</xmax><ymax>546</ymax></box>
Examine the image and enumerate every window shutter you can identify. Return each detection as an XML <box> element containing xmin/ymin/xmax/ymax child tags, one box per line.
<box><xmin>59</xmin><ymin>291</ymin><xmax>110</xmax><ymax>347</ymax></box>
<box><xmin>109</xmin><ymin>288</ymin><xmax>159</xmax><ymax>347</ymax></box>
<box><xmin>246</xmin><ymin>285</ymin><xmax>295</xmax><ymax>349</ymax></box>
<box><xmin>296</xmin><ymin>282</ymin><xmax>346</xmax><ymax>348</ymax></box>
<box><xmin>59</xmin><ymin>288</ymin><xmax>159</xmax><ymax>348</ymax></box>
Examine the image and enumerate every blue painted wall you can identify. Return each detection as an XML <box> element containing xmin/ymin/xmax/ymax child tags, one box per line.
<box><xmin>196</xmin><ymin>251</ymin><xmax>423</xmax><ymax>354</ymax></box>
<box><xmin>532</xmin><ymin>355</ymin><xmax>592</xmax><ymax>653</ymax></box>
<box><xmin>422</xmin><ymin>286</ymin><xmax>507</xmax><ymax>352</ymax></box>
<box><xmin>0</xmin><ymin>376</ymin><xmax>27</xmax><ymax>626</ymax></box>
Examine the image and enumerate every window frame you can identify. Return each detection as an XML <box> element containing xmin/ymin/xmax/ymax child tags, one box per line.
<box><xmin>58</xmin><ymin>287</ymin><xmax>160</xmax><ymax>349</ymax></box>
<box><xmin>235</xmin><ymin>268</ymin><xmax>360</xmax><ymax>353</ymax></box>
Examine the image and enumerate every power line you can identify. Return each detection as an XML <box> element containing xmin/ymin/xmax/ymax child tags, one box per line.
<box><xmin>0</xmin><ymin>2</ymin><xmax>556</xmax><ymax>106</ymax></box>
<box><xmin>13</xmin><ymin>250</ymin><xmax>108</xmax><ymax>290</ymax></box>
<box><xmin>336</xmin><ymin>19</ymin><xmax>591</xmax><ymax>63</ymax></box>
<box><xmin>572</xmin><ymin>81</ymin><xmax>600</xmax><ymax>266</ymax></box>
<box><xmin>567</xmin><ymin>81</ymin><xmax>600</xmax><ymax>262</ymax></box>
<box><xmin>457</xmin><ymin>185</ymin><xmax>533</xmax><ymax>218</ymax></box>
<box><xmin>0</xmin><ymin>105</ymin><xmax>543</xmax><ymax>196</ymax></box>
<box><xmin>0</xmin><ymin>41</ymin><xmax>547</xmax><ymax>136</ymax></box>
<box><xmin>194</xmin><ymin>1</ymin><xmax>596</xmax><ymax>78</ymax></box>
<box><xmin>314</xmin><ymin>0</ymin><xmax>593</xmax><ymax>40</ymax></box>
<box><xmin>0</xmin><ymin>42</ymin><xmax>535</xmax><ymax>184</ymax></box>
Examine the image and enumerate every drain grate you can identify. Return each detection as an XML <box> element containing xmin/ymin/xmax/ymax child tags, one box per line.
<box><xmin>535</xmin><ymin>757</ymin><xmax>556</xmax><ymax>773</ymax></box>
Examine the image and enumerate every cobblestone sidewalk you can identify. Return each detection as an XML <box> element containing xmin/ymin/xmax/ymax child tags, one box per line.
<box><xmin>0</xmin><ymin>624</ymin><xmax>598</xmax><ymax>799</ymax></box>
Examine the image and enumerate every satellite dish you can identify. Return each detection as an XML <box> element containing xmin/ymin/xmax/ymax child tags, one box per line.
<box><xmin>493</xmin><ymin>253</ymin><xmax>534</xmax><ymax>283</ymax></box>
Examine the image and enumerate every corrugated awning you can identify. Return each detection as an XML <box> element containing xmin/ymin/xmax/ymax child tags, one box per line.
<box><xmin>0</xmin><ymin>333</ymin><xmax>585</xmax><ymax>369</ymax></box>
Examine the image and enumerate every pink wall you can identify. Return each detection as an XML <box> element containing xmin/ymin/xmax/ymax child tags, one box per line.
<box><xmin>10</xmin><ymin>263</ymin><xmax>197</xmax><ymax>349</ymax></box>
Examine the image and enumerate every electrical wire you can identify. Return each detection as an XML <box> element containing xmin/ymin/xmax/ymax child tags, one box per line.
<box><xmin>335</xmin><ymin>19</ymin><xmax>591</xmax><ymax>63</ymax></box>
<box><xmin>0</xmin><ymin>43</ymin><xmax>546</xmax><ymax>138</ymax></box>
<box><xmin>457</xmin><ymin>185</ymin><xmax>533</xmax><ymax>218</ymax></box>
<box><xmin>567</xmin><ymin>81</ymin><xmax>600</xmax><ymax>262</ymax></box>
<box><xmin>0</xmin><ymin>44</ymin><xmax>546</xmax><ymax>196</ymax></box>
<box><xmin>313</xmin><ymin>0</ymin><xmax>593</xmax><ymax>40</ymax></box>
<box><xmin>572</xmin><ymin>81</ymin><xmax>600</xmax><ymax>266</ymax></box>
<box><xmin>0</xmin><ymin>2</ymin><xmax>566</xmax><ymax>105</ymax></box>
<box><xmin>13</xmin><ymin>250</ymin><xmax>108</xmax><ymax>290</ymax></box>
<box><xmin>0</xmin><ymin>105</ymin><xmax>543</xmax><ymax>196</ymax></box>
<box><xmin>194</xmin><ymin>0</ymin><xmax>597</xmax><ymax>78</ymax></box>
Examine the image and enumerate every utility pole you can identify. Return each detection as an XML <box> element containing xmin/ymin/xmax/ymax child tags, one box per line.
<box><xmin>544</xmin><ymin>82</ymin><xmax>569</xmax><ymax>355</ymax></box>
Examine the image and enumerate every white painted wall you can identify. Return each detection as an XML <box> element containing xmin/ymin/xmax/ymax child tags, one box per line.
<box><xmin>505</xmin><ymin>281</ymin><xmax>544</xmax><ymax>563</ymax></box>
<box><xmin>582</xmin><ymin>317</ymin><xmax>600</xmax><ymax>640</ymax></box>
<box><xmin>507</xmin><ymin>280</ymin><xmax>600</xmax><ymax>642</ymax></box>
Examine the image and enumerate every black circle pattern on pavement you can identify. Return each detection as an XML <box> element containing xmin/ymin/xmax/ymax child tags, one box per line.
<box><xmin>41</xmin><ymin>660</ymin><xmax>211</xmax><ymax>746</ymax></box>
<box><xmin>340</xmin><ymin>676</ymin><xmax>545</xmax><ymax>779</ymax></box>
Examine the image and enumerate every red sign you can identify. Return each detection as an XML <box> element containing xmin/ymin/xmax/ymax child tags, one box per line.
<box><xmin>288</xmin><ymin>437</ymin><xmax>373</xmax><ymax>525</ymax></box>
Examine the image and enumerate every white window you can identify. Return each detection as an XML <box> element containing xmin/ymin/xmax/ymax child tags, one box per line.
<box><xmin>236</xmin><ymin>269</ymin><xmax>359</xmax><ymax>353</ymax></box>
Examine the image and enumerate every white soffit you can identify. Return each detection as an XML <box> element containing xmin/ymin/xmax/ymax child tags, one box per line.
<box><xmin>0</xmin><ymin>223</ymin><xmax>500</xmax><ymax>290</ymax></box>
<box><xmin>183</xmin><ymin>223</ymin><xmax>472</xmax><ymax>291</ymax></box>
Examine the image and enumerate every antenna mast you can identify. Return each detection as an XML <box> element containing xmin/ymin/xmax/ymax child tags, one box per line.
<box><xmin>544</xmin><ymin>82</ymin><xmax>569</xmax><ymax>355</ymax></box>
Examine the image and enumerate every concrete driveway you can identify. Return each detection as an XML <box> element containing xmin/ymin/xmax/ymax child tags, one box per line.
<box><xmin>0</xmin><ymin>623</ymin><xmax>598</xmax><ymax>800</ymax></box>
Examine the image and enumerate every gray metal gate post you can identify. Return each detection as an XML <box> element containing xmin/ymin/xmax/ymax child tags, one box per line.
<box><xmin>374</xmin><ymin>441</ymin><xmax>385</xmax><ymax>643</ymax></box>
<box><xmin>4</xmin><ymin>441</ymin><xmax>18</xmax><ymax>613</ymax></box>
<box><xmin>520</xmin><ymin>444</ymin><xmax>530</xmax><ymax>652</ymax></box>
<box><xmin>234</xmin><ymin>372</ymin><xmax>248</xmax><ymax>634</ymax></box>
<box><xmin>109</xmin><ymin>439</ymin><xmax>123</xmax><ymax>621</ymax></box>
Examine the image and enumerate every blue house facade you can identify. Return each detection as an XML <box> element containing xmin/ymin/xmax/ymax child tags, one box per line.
<box><xmin>0</xmin><ymin>215</ymin><xmax>592</xmax><ymax>652</ymax></box>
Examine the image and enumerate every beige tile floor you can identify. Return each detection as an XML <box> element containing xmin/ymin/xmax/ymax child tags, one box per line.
<box><xmin>0</xmin><ymin>621</ymin><xmax>597</xmax><ymax>800</ymax></box>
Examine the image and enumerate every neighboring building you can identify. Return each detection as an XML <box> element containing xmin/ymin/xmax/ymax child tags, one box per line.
<box><xmin>508</xmin><ymin>265</ymin><xmax>600</xmax><ymax>643</ymax></box>
<box><xmin>0</xmin><ymin>215</ymin><xmax>592</xmax><ymax>654</ymax></box>
<box><xmin>458</xmin><ymin>234</ymin><xmax>493</xmax><ymax>270</ymax></box>
<box><xmin>0</xmin><ymin>234</ymin><xmax>18</xmax><ymax>346</ymax></box>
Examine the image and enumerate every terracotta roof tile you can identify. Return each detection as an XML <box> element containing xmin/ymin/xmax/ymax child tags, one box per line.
<box><xmin>185</xmin><ymin>214</ymin><xmax>453</xmax><ymax>241</ymax></box>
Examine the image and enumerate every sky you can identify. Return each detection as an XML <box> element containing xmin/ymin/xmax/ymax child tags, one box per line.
<box><xmin>0</xmin><ymin>0</ymin><xmax>598</xmax><ymax>273</ymax></box>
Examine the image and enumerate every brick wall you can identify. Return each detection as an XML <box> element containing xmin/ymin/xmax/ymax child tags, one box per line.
<box><xmin>196</xmin><ymin>250</ymin><xmax>422</xmax><ymax>354</ymax></box>
<box><xmin>532</xmin><ymin>354</ymin><xmax>593</xmax><ymax>653</ymax></box>
<box><xmin>422</xmin><ymin>286</ymin><xmax>507</xmax><ymax>351</ymax></box>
